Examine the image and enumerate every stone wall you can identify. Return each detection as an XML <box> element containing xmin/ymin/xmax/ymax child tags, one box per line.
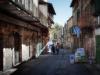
<box><xmin>0</xmin><ymin>21</ymin><xmax>40</xmax><ymax>71</ymax></box>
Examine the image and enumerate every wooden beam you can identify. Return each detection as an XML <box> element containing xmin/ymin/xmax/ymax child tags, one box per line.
<box><xmin>0</xmin><ymin>13</ymin><xmax>40</xmax><ymax>32</ymax></box>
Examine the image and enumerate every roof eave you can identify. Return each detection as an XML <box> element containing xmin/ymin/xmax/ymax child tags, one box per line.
<box><xmin>48</xmin><ymin>3</ymin><xmax>56</xmax><ymax>15</ymax></box>
<box><xmin>70</xmin><ymin>0</ymin><xmax>77</xmax><ymax>7</ymax></box>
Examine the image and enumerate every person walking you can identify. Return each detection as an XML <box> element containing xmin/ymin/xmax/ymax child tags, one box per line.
<box><xmin>51</xmin><ymin>44</ymin><xmax>55</xmax><ymax>54</ymax></box>
<box><xmin>56</xmin><ymin>43</ymin><xmax>59</xmax><ymax>55</ymax></box>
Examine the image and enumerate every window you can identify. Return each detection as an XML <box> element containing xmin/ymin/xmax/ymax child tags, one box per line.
<box><xmin>30</xmin><ymin>0</ymin><xmax>33</xmax><ymax>11</ymax></box>
<box><xmin>98</xmin><ymin>16</ymin><xmax>100</xmax><ymax>24</ymax></box>
<box><xmin>24</xmin><ymin>0</ymin><xmax>29</xmax><ymax>10</ymax></box>
<box><xmin>77</xmin><ymin>9</ymin><xmax>80</xmax><ymax>21</ymax></box>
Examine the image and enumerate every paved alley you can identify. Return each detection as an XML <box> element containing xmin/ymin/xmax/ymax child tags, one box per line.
<box><xmin>11</xmin><ymin>49</ymin><xmax>100</xmax><ymax>75</ymax></box>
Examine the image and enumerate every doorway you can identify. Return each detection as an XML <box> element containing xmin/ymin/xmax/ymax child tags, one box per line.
<box><xmin>14</xmin><ymin>32</ymin><xmax>21</xmax><ymax>64</ymax></box>
<box><xmin>0</xmin><ymin>34</ymin><xmax>3</xmax><ymax>71</ymax></box>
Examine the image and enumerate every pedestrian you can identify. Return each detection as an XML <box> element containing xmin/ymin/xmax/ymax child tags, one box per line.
<box><xmin>56</xmin><ymin>43</ymin><xmax>59</xmax><ymax>55</ymax></box>
<box><xmin>51</xmin><ymin>44</ymin><xmax>55</xmax><ymax>54</ymax></box>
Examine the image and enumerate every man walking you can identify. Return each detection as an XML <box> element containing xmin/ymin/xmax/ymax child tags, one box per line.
<box><xmin>51</xmin><ymin>44</ymin><xmax>55</xmax><ymax>54</ymax></box>
<box><xmin>56</xmin><ymin>43</ymin><xmax>59</xmax><ymax>55</ymax></box>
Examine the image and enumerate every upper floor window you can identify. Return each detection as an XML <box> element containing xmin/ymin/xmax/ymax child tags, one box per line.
<box><xmin>98</xmin><ymin>16</ymin><xmax>100</xmax><ymax>24</ymax></box>
<box><xmin>77</xmin><ymin>10</ymin><xmax>80</xmax><ymax>20</ymax></box>
<box><xmin>12</xmin><ymin>0</ymin><xmax>33</xmax><ymax>11</ymax></box>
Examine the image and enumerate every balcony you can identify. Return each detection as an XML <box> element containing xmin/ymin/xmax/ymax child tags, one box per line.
<box><xmin>78</xmin><ymin>15</ymin><xmax>87</xmax><ymax>28</ymax></box>
<box><xmin>0</xmin><ymin>0</ymin><xmax>38</xmax><ymax>22</ymax></box>
<box><xmin>78</xmin><ymin>11</ymin><xmax>93</xmax><ymax>29</ymax></box>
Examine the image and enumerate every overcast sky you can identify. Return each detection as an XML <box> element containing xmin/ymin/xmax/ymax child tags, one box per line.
<box><xmin>48</xmin><ymin>0</ymin><xmax>72</xmax><ymax>26</ymax></box>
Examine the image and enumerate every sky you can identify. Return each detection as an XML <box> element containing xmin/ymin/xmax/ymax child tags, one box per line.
<box><xmin>48</xmin><ymin>0</ymin><xmax>72</xmax><ymax>26</ymax></box>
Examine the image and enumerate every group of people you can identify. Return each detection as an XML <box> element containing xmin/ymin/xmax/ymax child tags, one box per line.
<box><xmin>51</xmin><ymin>43</ymin><xmax>59</xmax><ymax>55</ymax></box>
<box><xmin>46</xmin><ymin>40</ymin><xmax>60</xmax><ymax>55</ymax></box>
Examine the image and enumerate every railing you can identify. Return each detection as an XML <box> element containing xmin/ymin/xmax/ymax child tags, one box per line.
<box><xmin>78</xmin><ymin>11</ymin><xmax>93</xmax><ymax>28</ymax></box>
<box><xmin>35</xmin><ymin>42</ymin><xmax>47</xmax><ymax>57</ymax></box>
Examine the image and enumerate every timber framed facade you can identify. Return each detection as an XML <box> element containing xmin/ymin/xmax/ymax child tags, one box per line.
<box><xmin>0</xmin><ymin>0</ymin><xmax>55</xmax><ymax>71</ymax></box>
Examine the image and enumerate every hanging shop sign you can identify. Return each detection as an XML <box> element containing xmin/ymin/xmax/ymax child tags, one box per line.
<box><xmin>70</xmin><ymin>25</ymin><xmax>81</xmax><ymax>38</ymax></box>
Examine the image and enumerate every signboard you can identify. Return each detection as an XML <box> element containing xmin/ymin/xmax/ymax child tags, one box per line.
<box><xmin>70</xmin><ymin>25</ymin><xmax>81</xmax><ymax>38</ymax></box>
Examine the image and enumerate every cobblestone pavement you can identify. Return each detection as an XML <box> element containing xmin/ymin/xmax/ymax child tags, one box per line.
<box><xmin>11</xmin><ymin>49</ymin><xmax>100</xmax><ymax>75</ymax></box>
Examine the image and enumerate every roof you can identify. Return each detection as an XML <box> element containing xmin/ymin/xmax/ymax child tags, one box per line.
<box><xmin>48</xmin><ymin>3</ymin><xmax>56</xmax><ymax>15</ymax></box>
<box><xmin>70</xmin><ymin>0</ymin><xmax>77</xmax><ymax>7</ymax></box>
<box><xmin>39</xmin><ymin>0</ymin><xmax>56</xmax><ymax>15</ymax></box>
<box><xmin>67</xmin><ymin>16</ymin><xmax>73</xmax><ymax>22</ymax></box>
<box><xmin>39</xmin><ymin>0</ymin><xmax>47</xmax><ymax>4</ymax></box>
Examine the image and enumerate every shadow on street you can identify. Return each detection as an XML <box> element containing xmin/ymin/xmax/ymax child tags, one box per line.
<box><xmin>11</xmin><ymin>49</ymin><xmax>100</xmax><ymax>75</ymax></box>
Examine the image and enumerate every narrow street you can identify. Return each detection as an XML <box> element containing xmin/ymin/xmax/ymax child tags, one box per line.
<box><xmin>1</xmin><ymin>0</ymin><xmax>100</xmax><ymax>75</ymax></box>
<box><xmin>11</xmin><ymin>49</ymin><xmax>100</xmax><ymax>75</ymax></box>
